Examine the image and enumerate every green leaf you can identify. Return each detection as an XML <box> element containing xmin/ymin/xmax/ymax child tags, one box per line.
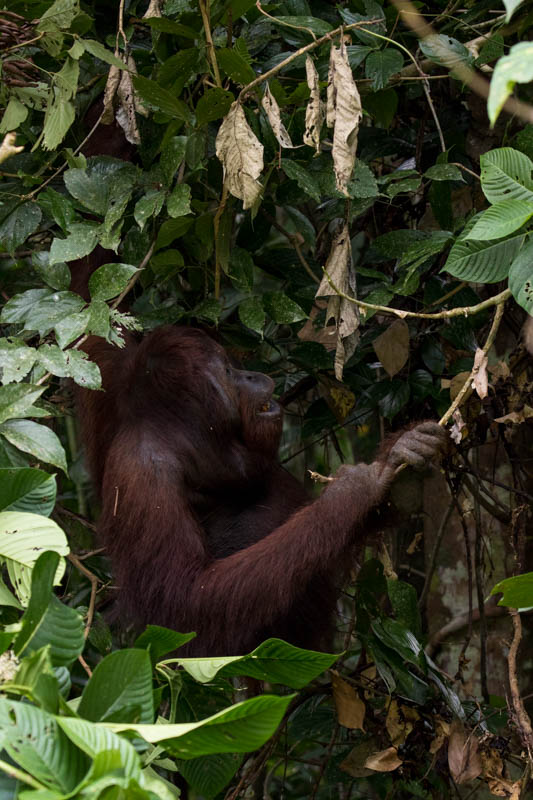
<box><xmin>78</xmin><ymin>649</ymin><xmax>154</xmax><ymax>723</ymax></box>
<box><xmin>263</xmin><ymin>292</ymin><xmax>307</xmax><ymax>324</ymax></box>
<box><xmin>492</xmin><ymin>572</ymin><xmax>533</xmax><ymax>608</ymax></box>
<box><xmin>509</xmin><ymin>237</ymin><xmax>533</xmax><ymax>314</ymax></box>
<box><xmin>49</xmin><ymin>223</ymin><xmax>98</xmax><ymax>265</ymax></box>
<box><xmin>196</xmin><ymin>88</ymin><xmax>234</xmax><ymax>125</ymax></box>
<box><xmin>502</xmin><ymin>0</ymin><xmax>526</xmax><ymax>21</ymax></box>
<box><xmin>88</xmin><ymin>299</ymin><xmax>111</xmax><ymax>339</ymax></box>
<box><xmin>109</xmin><ymin>694</ymin><xmax>293</xmax><ymax>759</ymax></box>
<box><xmin>132</xmin><ymin>75</ymin><xmax>192</xmax><ymax>123</ymax></box>
<box><xmin>424</xmin><ymin>164</ymin><xmax>464</xmax><ymax>182</ymax></box>
<box><xmin>169</xmin><ymin>638</ymin><xmax>338</xmax><ymax>689</ymax></box>
<box><xmin>0</xmin><ymin>97</ymin><xmax>28</xmax><ymax>134</ymax></box>
<box><xmin>443</xmin><ymin>225</ymin><xmax>523</xmax><ymax>282</ymax></box>
<box><xmin>0</xmin><ymin>468</ymin><xmax>56</xmax><ymax>516</ymax></box>
<box><xmin>178</xmin><ymin>754</ymin><xmax>242</xmax><ymax>799</ymax></box>
<box><xmin>37</xmin><ymin>0</ymin><xmax>80</xmax><ymax>32</ymax></box>
<box><xmin>144</xmin><ymin>16</ymin><xmax>198</xmax><ymax>38</ymax></box>
<box><xmin>387</xmin><ymin>579</ymin><xmax>422</xmax><ymax>639</ymax></box>
<box><xmin>134</xmin><ymin>189</ymin><xmax>166</xmax><ymax>230</ymax></box>
<box><xmin>376</xmin><ymin>379</ymin><xmax>410</xmax><ymax>419</ymax></box>
<box><xmin>0</xmin><ymin>419</ymin><xmax>68</xmax><ymax>474</ymax></box>
<box><xmin>57</xmin><ymin>716</ymin><xmax>142</xmax><ymax>779</ymax></box>
<box><xmin>1</xmin><ymin>289</ymin><xmax>51</xmax><ymax>324</ymax></box>
<box><xmin>480</xmin><ymin>147</ymin><xmax>533</xmax><ymax>204</ymax></box>
<box><xmin>167</xmin><ymin>184</ymin><xmax>192</xmax><ymax>218</ymax></box>
<box><xmin>22</xmin><ymin>291</ymin><xmax>85</xmax><ymax>336</ymax></box>
<box><xmin>419</xmin><ymin>34</ymin><xmax>473</xmax><ymax>72</ymax></box>
<box><xmin>33</xmin><ymin>250</ymin><xmax>72</xmax><ymax>289</ymax></box>
<box><xmin>135</xmin><ymin>626</ymin><xmax>196</xmax><ymax>664</ymax></box>
<box><xmin>89</xmin><ymin>262</ymin><xmax>138</xmax><ymax>301</ymax></box>
<box><xmin>217</xmin><ymin>48</ymin><xmax>256</xmax><ymax>85</ymax></box>
<box><xmin>14</xmin><ymin>551</ymin><xmax>84</xmax><ymax>665</ymax></box>
<box><xmin>271</xmin><ymin>15</ymin><xmax>333</xmax><ymax>35</ymax></box>
<box><xmin>65</xmin><ymin>350</ymin><xmax>101</xmax><ymax>390</ymax></box>
<box><xmin>465</xmin><ymin>200</ymin><xmax>533</xmax><ymax>240</ymax></box>
<box><xmin>488</xmin><ymin>42</ymin><xmax>533</xmax><ymax>125</ymax></box>
<box><xmin>0</xmin><ymin>200</ymin><xmax>42</xmax><ymax>255</ymax></box>
<box><xmin>0</xmin><ymin>511</ymin><xmax>68</xmax><ymax>606</ymax></box>
<box><xmin>156</xmin><ymin>217</ymin><xmax>194</xmax><ymax>249</ymax></box>
<box><xmin>64</xmin><ymin>159</ymin><xmax>138</xmax><ymax>217</ymax></box>
<box><xmin>348</xmin><ymin>162</ymin><xmax>379</xmax><ymax>199</ymax></box>
<box><xmin>55</xmin><ymin>308</ymin><xmax>90</xmax><ymax>348</ymax></box>
<box><xmin>239</xmin><ymin>297</ymin><xmax>265</xmax><ymax>333</ymax></box>
<box><xmin>0</xmin><ymin>338</ymin><xmax>37</xmax><ymax>383</ymax></box>
<box><xmin>0</xmin><ymin>697</ymin><xmax>88</xmax><ymax>792</ymax></box>
<box><xmin>0</xmin><ymin>384</ymin><xmax>44</xmax><ymax>424</ymax></box>
<box><xmin>365</xmin><ymin>49</ymin><xmax>403</xmax><ymax>90</ymax></box>
<box><xmin>83</xmin><ymin>39</ymin><xmax>130</xmax><ymax>68</ymax></box>
<box><xmin>43</xmin><ymin>97</ymin><xmax>75</xmax><ymax>151</ymax></box>
<box><xmin>281</xmin><ymin>160</ymin><xmax>321</xmax><ymax>202</ymax></box>
<box><xmin>160</xmin><ymin>136</ymin><xmax>187</xmax><ymax>186</ymax></box>
<box><xmin>371</xmin><ymin>618</ymin><xmax>425</xmax><ymax>669</ymax></box>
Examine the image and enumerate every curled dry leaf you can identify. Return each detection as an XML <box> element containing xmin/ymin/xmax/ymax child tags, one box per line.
<box><xmin>364</xmin><ymin>746</ymin><xmax>403</xmax><ymax>772</ymax></box>
<box><xmin>316</xmin><ymin>222</ymin><xmax>360</xmax><ymax>380</ymax></box>
<box><xmin>216</xmin><ymin>102</ymin><xmax>264</xmax><ymax>210</ymax></box>
<box><xmin>261</xmin><ymin>85</ymin><xmax>294</xmax><ymax>149</ymax></box>
<box><xmin>372</xmin><ymin>319</ymin><xmax>410</xmax><ymax>378</ymax></box>
<box><xmin>326</xmin><ymin>39</ymin><xmax>362</xmax><ymax>196</ymax></box>
<box><xmin>297</xmin><ymin>300</ymin><xmax>337</xmax><ymax>350</ymax></box>
<box><xmin>472</xmin><ymin>347</ymin><xmax>489</xmax><ymax>399</ymax></box>
<box><xmin>331</xmin><ymin>670</ymin><xmax>365</xmax><ymax>730</ymax></box>
<box><xmin>429</xmin><ymin>717</ymin><xmax>450</xmax><ymax>755</ymax></box>
<box><xmin>102</xmin><ymin>55</ymin><xmax>147</xmax><ymax>143</ymax></box>
<box><xmin>385</xmin><ymin>698</ymin><xmax>419</xmax><ymax>747</ymax></box>
<box><xmin>303</xmin><ymin>55</ymin><xmax>324</xmax><ymax>154</ymax></box>
<box><xmin>447</xmin><ymin>720</ymin><xmax>482</xmax><ymax>784</ymax></box>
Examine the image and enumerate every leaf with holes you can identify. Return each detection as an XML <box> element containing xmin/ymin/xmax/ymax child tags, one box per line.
<box><xmin>480</xmin><ymin>148</ymin><xmax>533</xmax><ymax>204</ymax></box>
<box><xmin>509</xmin><ymin>237</ymin><xmax>533</xmax><ymax>314</ymax></box>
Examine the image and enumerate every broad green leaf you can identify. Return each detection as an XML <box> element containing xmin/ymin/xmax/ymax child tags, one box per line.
<box><xmin>424</xmin><ymin>164</ymin><xmax>464</xmax><ymax>181</ymax></box>
<box><xmin>0</xmin><ymin>697</ymin><xmax>88</xmax><ymax>792</ymax></box>
<box><xmin>0</xmin><ymin>200</ymin><xmax>42</xmax><ymax>255</ymax></box>
<box><xmin>78</xmin><ymin>649</ymin><xmax>154</xmax><ymax>723</ymax></box>
<box><xmin>14</xmin><ymin>552</ymin><xmax>84</xmax><ymax>665</ymax></box>
<box><xmin>37</xmin><ymin>344</ymin><xmax>68</xmax><ymax>377</ymax></box>
<box><xmin>263</xmin><ymin>292</ymin><xmax>307</xmax><ymax>324</ymax></box>
<box><xmin>0</xmin><ymin>576</ymin><xmax>21</xmax><ymax>608</ymax></box>
<box><xmin>196</xmin><ymin>88</ymin><xmax>234</xmax><ymax>125</ymax></box>
<box><xmin>55</xmin><ymin>308</ymin><xmax>90</xmax><ymax>348</ymax></box>
<box><xmin>57</xmin><ymin>717</ymin><xmax>142</xmax><ymax>780</ymax></box>
<box><xmin>43</xmin><ymin>98</ymin><xmax>75</xmax><ymax>151</ymax></box>
<box><xmin>160</xmin><ymin>136</ymin><xmax>187</xmax><ymax>185</ymax></box>
<box><xmin>168</xmin><ymin>638</ymin><xmax>338</xmax><ymax>688</ymax></box>
<box><xmin>488</xmin><ymin>42</ymin><xmax>533</xmax><ymax>125</ymax></box>
<box><xmin>109</xmin><ymin>694</ymin><xmax>293</xmax><ymax>759</ymax></box>
<box><xmin>443</xmin><ymin>219</ymin><xmax>524</xmax><ymax>282</ymax></box>
<box><xmin>0</xmin><ymin>384</ymin><xmax>44</xmax><ymax>424</ymax></box>
<box><xmin>0</xmin><ymin>339</ymin><xmax>37</xmax><ymax>383</ymax></box>
<box><xmin>65</xmin><ymin>350</ymin><xmax>102</xmax><ymax>390</ymax></box>
<box><xmin>167</xmin><ymin>185</ymin><xmax>192</xmax><ymax>218</ymax></box>
<box><xmin>156</xmin><ymin>217</ymin><xmax>194</xmax><ymax>249</ymax></box>
<box><xmin>89</xmin><ymin>262</ymin><xmax>138</xmax><ymax>301</ymax></box>
<box><xmin>33</xmin><ymin>249</ymin><xmax>72</xmax><ymax>288</ymax></box>
<box><xmin>281</xmin><ymin>160</ymin><xmax>321</xmax><ymax>202</ymax></box>
<box><xmin>83</xmin><ymin>39</ymin><xmax>130</xmax><ymax>68</ymax></box>
<box><xmin>0</xmin><ymin>419</ymin><xmax>68</xmax><ymax>474</ymax></box>
<box><xmin>480</xmin><ymin>147</ymin><xmax>533</xmax><ymax>203</ymax></box>
<box><xmin>135</xmin><ymin>626</ymin><xmax>196</xmax><ymax>664</ymax></box>
<box><xmin>365</xmin><ymin>49</ymin><xmax>403</xmax><ymax>90</ymax></box>
<box><xmin>144</xmin><ymin>16</ymin><xmax>198</xmax><ymax>38</ymax></box>
<box><xmin>509</xmin><ymin>237</ymin><xmax>533</xmax><ymax>314</ymax></box>
<box><xmin>1</xmin><ymin>288</ymin><xmax>52</xmax><ymax>323</ymax></box>
<box><xmin>271</xmin><ymin>15</ymin><xmax>333</xmax><ymax>35</ymax></box>
<box><xmin>492</xmin><ymin>572</ymin><xmax>533</xmax><ymax>609</ymax></box>
<box><xmin>230</xmin><ymin>247</ymin><xmax>254</xmax><ymax>292</ymax></box>
<box><xmin>194</xmin><ymin>298</ymin><xmax>222</xmax><ymax>323</ymax></box>
<box><xmin>239</xmin><ymin>297</ymin><xmax>265</xmax><ymax>333</ymax></box>
<box><xmin>0</xmin><ymin>512</ymin><xmax>68</xmax><ymax>606</ymax></box>
<box><xmin>0</xmin><ymin>97</ymin><xmax>28</xmax><ymax>134</ymax></box>
<box><xmin>64</xmin><ymin>159</ymin><xmax>138</xmax><ymax>216</ymax></box>
<box><xmin>178</xmin><ymin>754</ymin><xmax>242</xmax><ymax>799</ymax></box>
<box><xmin>419</xmin><ymin>34</ymin><xmax>473</xmax><ymax>72</ymax></box>
<box><xmin>23</xmin><ymin>291</ymin><xmax>85</xmax><ymax>336</ymax></box>
<box><xmin>0</xmin><ymin>468</ymin><xmax>56</xmax><ymax>516</ymax></box>
<box><xmin>465</xmin><ymin>200</ymin><xmax>533</xmax><ymax>240</ymax></box>
<box><xmin>132</xmin><ymin>76</ymin><xmax>192</xmax><ymax>123</ymax></box>
<box><xmin>134</xmin><ymin>190</ymin><xmax>166</xmax><ymax>230</ymax></box>
<box><xmin>88</xmin><ymin>299</ymin><xmax>111</xmax><ymax>339</ymax></box>
<box><xmin>49</xmin><ymin>223</ymin><xmax>98</xmax><ymax>265</ymax></box>
<box><xmin>348</xmin><ymin>162</ymin><xmax>379</xmax><ymax>199</ymax></box>
<box><xmin>37</xmin><ymin>0</ymin><xmax>80</xmax><ymax>31</ymax></box>
<box><xmin>217</xmin><ymin>48</ymin><xmax>256</xmax><ymax>85</ymax></box>
<box><xmin>371</xmin><ymin>618</ymin><xmax>425</xmax><ymax>669</ymax></box>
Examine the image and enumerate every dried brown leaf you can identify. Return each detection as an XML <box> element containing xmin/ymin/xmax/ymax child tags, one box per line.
<box><xmin>385</xmin><ymin>699</ymin><xmax>418</xmax><ymax>746</ymax></box>
<box><xmin>340</xmin><ymin>740</ymin><xmax>376</xmax><ymax>778</ymax></box>
<box><xmin>494</xmin><ymin>405</ymin><xmax>533</xmax><ymax>424</ymax></box>
<box><xmin>372</xmin><ymin>319</ymin><xmax>410</xmax><ymax>378</ymax></box>
<box><xmin>261</xmin><ymin>85</ymin><xmax>294</xmax><ymax>148</ymax></box>
<box><xmin>472</xmin><ymin>347</ymin><xmax>489</xmax><ymax>399</ymax></box>
<box><xmin>447</xmin><ymin>721</ymin><xmax>482</xmax><ymax>784</ymax></box>
<box><xmin>216</xmin><ymin>102</ymin><xmax>264</xmax><ymax>210</ymax></box>
<box><xmin>303</xmin><ymin>55</ymin><xmax>324</xmax><ymax>154</ymax></box>
<box><xmin>331</xmin><ymin>671</ymin><xmax>365</xmax><ymax>730</ymax></box>
<box><xmin>429</xmin><ymin>717</ymin><xmax>450</xmax><ymax>755</ymax></box>
<box><xmin>326</xmin><ymin>40</ymin><xmax>362</xmax><ymax>195</ymax></box>
<box><xmin>364</xmin><ymin>746</ymin><xmax>403</xmax><ymax>772</ymax></box>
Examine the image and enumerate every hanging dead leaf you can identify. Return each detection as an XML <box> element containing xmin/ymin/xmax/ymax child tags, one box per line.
<box><xmin>447</xmin><ymin>720</ymin><xmax>482</xmax><ymax>784</ymax></box>
<box><xmin>331</xmin><ymin>671</ymin><xmax>366</xmax><ymax>730</ymax></box>
<box><xmin>494</xmin><ymin>405</ymin><xmax>533</xmax><ymax>424</ymax></box>
<box><xmin>303</xmin><ymin>55</ymin><xmax>324</xmax><ymax>154</ymax></box>
<box><xmin>216</xmin><ymin>102</ymin><xmax>264</xmax><ymax>210</ymax></box>
<box><xmin>297</xmin><ymin>301</ymin><xmax>337</xmax><ymax>350</ymax></box>
<box><xmin>102</xmin><ymin>65</ymin><xmax>121</xmax><ymax>124</ymax></box>
<box><xmin>449</xmin><ymin>371</ymin><xmax>471</xmax><ymax>401</ymax></box>
<box><xmin>318</xmin><ymin>375</ymin><xmax>355</xmax><ymax>422</ymax></box>
<box><xmin>261</xmin><ymin>85</ymin><xmax>294</xmax><ymax>149</ymax></box>
<box><xmin>326</xmin><ymin>40</ymin><xmax>362</xmax><ymax>196</ymax></box>
<box><xmin>315</xmin><ymin>223</ymin><xmax>360</xmax><ymax>380</ymax></box>
<box><xmin>429</xmin><ymin>717</ymin><xmax>450</xmax><ymax>755</ymax></box>
<box><xmin>364</xmin><ymin>746</ymin><xmax>403</xmax><ymax>772</ymax></box>
<box><xmin>386</xmin><ymin>699</ymin><xmax>419</xmax><ymax>746</ymax></box>
<box><xmin>450</xmin><ymin>408</ymin><xmax>466</xmax><ymax>444</ymax></box>
<box><xmin>472</xmin><ymin>348</ymin><xmax>489</xmax><ymax>399</ymax></box>
<box><xmin>372</xmin><ymin>319</ymin><xmax>410</xmax><ymax>378</ymax></box>
<box><xmin>340</xmin><ymin>739</ymin><xmax>377</xmax><ymax>778</ymax></box>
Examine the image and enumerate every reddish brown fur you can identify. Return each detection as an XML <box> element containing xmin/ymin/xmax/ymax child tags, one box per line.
<box><xmin>77</xmin><ymin>326</ymin><xmax>445</xmax><ymax>656</ymax></box>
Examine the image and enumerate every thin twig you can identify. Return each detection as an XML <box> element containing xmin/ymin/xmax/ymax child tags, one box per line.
<box><xmin>508</xmin><ymin>609</ymin><xmax>533</xmax><ymax>762</ymax></box>
<box><xmin>67</xmin><ymin>553</ymin><xmax>101</xmax><ymax>638</ymax></box>
<box><xmin>199</xmin><ymin>0</ymin><xmax>222</xmax><ymax>88</ymax></box>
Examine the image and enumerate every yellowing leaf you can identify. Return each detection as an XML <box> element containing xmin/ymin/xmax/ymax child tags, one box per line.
<box><xmin>331</xmin><ymin>671</ymin><xmax>365</xmax><ymax>730</ymax></box>
<box><xmin>364</xmin><ymin>746</ymin><xmax>403</xmax><ymax>772</ymax></box>
<box><xmin>216</xmin><ymin>102</ymin><xmax>264</xmax><ymax>210</ymax></box>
